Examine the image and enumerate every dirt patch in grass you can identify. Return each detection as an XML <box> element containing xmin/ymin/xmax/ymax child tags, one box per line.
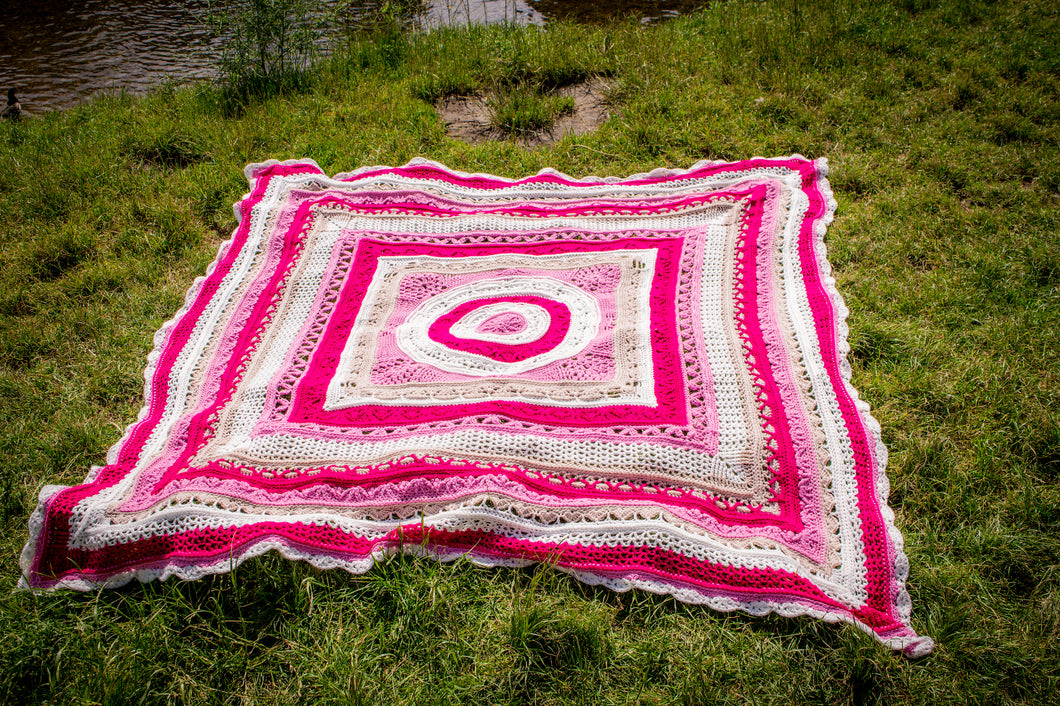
<box><xmin>436</xmin><ymin>77</ymin><xmax>613</xmax><ymax>147</ymax></box>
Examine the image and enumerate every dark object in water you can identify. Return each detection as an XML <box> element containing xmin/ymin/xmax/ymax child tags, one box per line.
<box><xmin>2</xmin><ymin>89</ymin><xmax>22</xmax><ymax>120</ymax></box>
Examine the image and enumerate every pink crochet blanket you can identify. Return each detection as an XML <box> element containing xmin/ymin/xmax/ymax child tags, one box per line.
<box><xmin>21</xmin><ymin>157</ymin><xmax>933</xmax><ymax>656</ymax></box>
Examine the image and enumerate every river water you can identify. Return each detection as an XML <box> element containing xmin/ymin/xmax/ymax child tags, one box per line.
<box><xmin>0</xmin><ymin>0</ymin><xmax>708</xmax><ymax>113</ymax></box>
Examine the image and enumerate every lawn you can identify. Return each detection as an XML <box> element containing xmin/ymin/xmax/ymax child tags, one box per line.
<box><xmin>0</xmin><ymin>0</ymin><xmax>1057</xmax><ymax>702</ymax></box>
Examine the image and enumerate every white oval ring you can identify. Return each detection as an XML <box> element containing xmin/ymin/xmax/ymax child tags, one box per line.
<box><xmin>396</xmin><ymin>277</ymin><xmax>600</xmax><ymax>377</ymax></box>
<box><xmin>448</xmin><ymin>302</ymin><xmax>551</xmax><ymax>344</ymax></box>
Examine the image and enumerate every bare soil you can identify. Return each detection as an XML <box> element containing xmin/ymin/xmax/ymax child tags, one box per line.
<box><xmin>435</xmin><ymin>77</ymin><xmax>613</xmax><ymax>147</ymax></box>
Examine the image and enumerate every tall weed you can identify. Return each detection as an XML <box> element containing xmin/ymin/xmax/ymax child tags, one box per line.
<box><xmin>204</xmin><ymin>0</ymin><xmax>327</xmax><ymax>105</ymax></box>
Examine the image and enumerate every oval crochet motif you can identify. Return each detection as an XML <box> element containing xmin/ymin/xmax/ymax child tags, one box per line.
<box><xmin>397</xmin><ymin>277</ymin><xmax>600</xmax><ymax>375</ymax></box>
<box><xmin>451</xmin><ymin>303</ymin><xmax>546</xmax><ymax>341</ymax></box>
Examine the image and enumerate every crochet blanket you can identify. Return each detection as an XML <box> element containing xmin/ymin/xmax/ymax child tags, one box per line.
<box><xmin>20</xmin><ymin>157</ymin><xmax>933</xmax><ymax>656</ymax></box>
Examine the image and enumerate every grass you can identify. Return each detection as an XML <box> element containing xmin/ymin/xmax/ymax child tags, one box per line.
<box><xmin>0</xmin><ymin>0</ymin><xmax>1058</xmax><ymax>702</ymax></box>
<box><xmin>488</xmin><ymin>89</ymin><xmax>576</xmax><ymax>134</ymax></box>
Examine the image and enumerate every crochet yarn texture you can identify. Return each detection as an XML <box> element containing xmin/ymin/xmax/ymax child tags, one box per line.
<box><xmin>20</xmin><ymin>157</ymin><xmax>933</xmax><ymax>656</ymax></box>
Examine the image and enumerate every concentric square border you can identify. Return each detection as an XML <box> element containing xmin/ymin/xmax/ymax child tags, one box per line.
<box><xmin>295</xmin><ymin>236</ymin><xmax>687</xmax><ymax>425</ymax></box>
